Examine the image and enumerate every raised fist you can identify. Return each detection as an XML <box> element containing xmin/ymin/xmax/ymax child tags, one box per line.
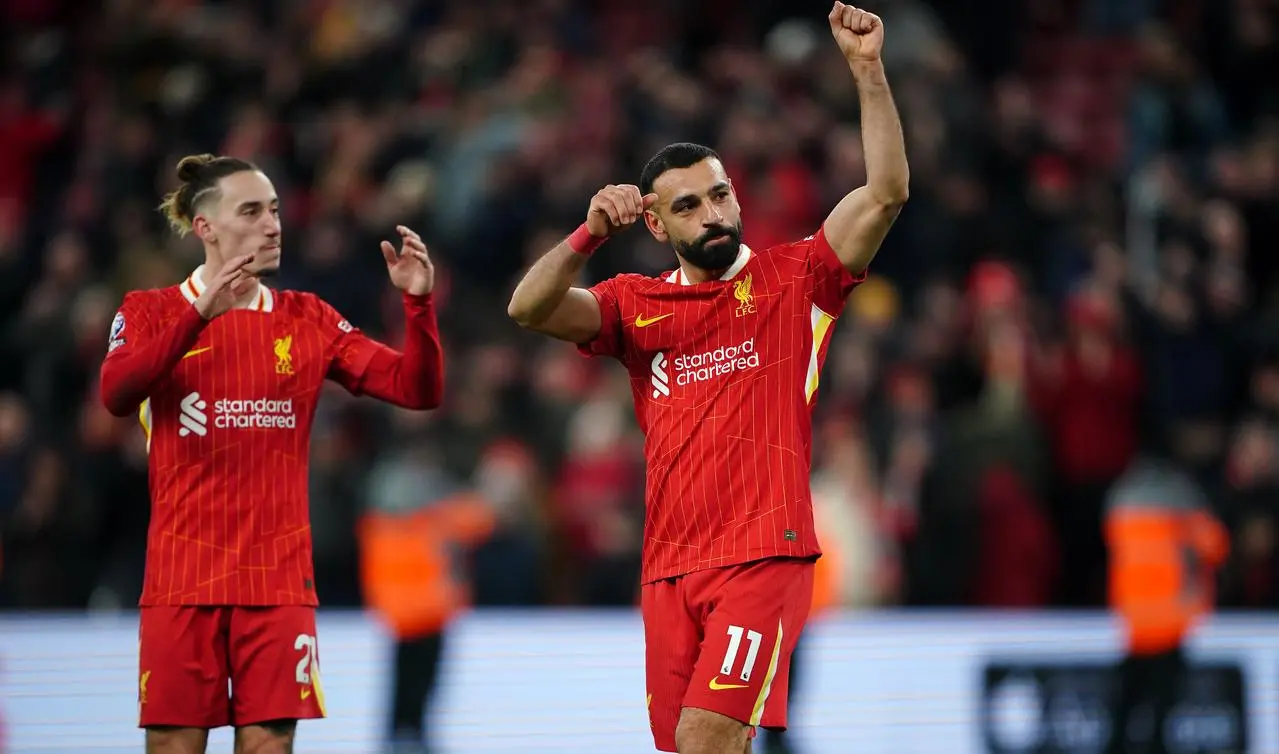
<box><xmin>585</xmin><ymin>184</ymin><xmax>659</xmax><ymax>239</ymax></box>
<box><xmin>828</xmin><ymin>2</ymin><xmax>884</xmax><ymax>62</ymax></box>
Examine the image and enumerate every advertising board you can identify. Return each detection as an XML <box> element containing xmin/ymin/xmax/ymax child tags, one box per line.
<box><xmin>0</xmin><ymin>611</ymin><xmax>1274</xmax><ymax>753</ymax></box>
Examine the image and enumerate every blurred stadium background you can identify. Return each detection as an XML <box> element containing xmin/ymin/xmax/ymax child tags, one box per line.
<box><xmin>1</xmin><ymin>0</ymin><xmax>1278</xmax><ymax>751</ymax></box>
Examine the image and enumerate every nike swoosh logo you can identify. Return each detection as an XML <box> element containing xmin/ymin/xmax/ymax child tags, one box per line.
<box><xmin>708</xmin><ymin>678</ymin><xmax>748</xmax><ymax>691</ymax></box>
<box><xmin>634</xmin><ymin>313</ymin><xmax>673</xmax><ymax>328</ymax></box>
<box><xmin>183</xmin><ymin>347</ymin><xmax>212</xmax><ymax>359</ymax></box>
<box><xmin>301</xmin><ymin>689</ymin><xmax>311</xmax><ymax>700</ymax></box>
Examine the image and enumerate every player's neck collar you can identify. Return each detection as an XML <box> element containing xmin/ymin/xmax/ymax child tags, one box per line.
<box><xmin>180</xmin><ymin>264</ymin><xmax>275</xmax><ymax>312</ymax></box>
<box><xmin>667</xmin><ymin>244</ymin><xmax>753</xmax><ymax>286</ymax></box>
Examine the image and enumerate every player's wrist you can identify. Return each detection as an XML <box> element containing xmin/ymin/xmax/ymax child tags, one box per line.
<box><xmin>848</xmin><ymin>57</ymin><xmax>886</xmax><ymax>80</ymax></box>
<box><xmin>568</xmin><ymin>223</ymin><xmax>607</xmax><ymax>257</ymax></box>
<box><xmin>187</xmin><ymin>299</ymin><xmax>215</xmax><ymax>322</ymax></box>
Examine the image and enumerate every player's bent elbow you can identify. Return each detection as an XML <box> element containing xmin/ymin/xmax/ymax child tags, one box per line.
<box><xmin>883</xmin><ymin>177</ymin><xmax>910</xmax><ymax>206</ymax></box>
<box><xmin>512</xmin><ymin>289</ymin><xmax>602</xmax><ymax>344</ymax></box>
<box><xmin>387</xmin><ymin>394</ymin><xmax>439</xmax><ymax>412</ymax></box>
<box><xmin>387</xmin><ymin>384</ymin><xmax>438</xmax><ymax>411</ymax></box>
<box><xmin>505</xmin><ymin>289</ymin><xmax>546</xmax><ymax>328</ymax></box>
<box><xmin>405</xmin><ymin>380</ymin><xmax>444</xmax><ymax>411</ymax></box>
<box><xmin>101</xmin><ymin>391</ymin><xmax>136</xmax><ymax>418</ymax></box>
<box><xmin>98</xmin><ymin>377</ymin><xmax>135</xmax><ymax>418</ymax></box>
<box><xmin>874</xmin><ymin>184</ymin><xmax>909</xmax><ymax>209</ymax></box>
<box><xmin>507</xmin><ymin>299</ymin><xmax>536</xmax><ymax>329</ymax></box>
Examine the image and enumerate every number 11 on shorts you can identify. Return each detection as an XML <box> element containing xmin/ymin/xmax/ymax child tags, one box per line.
<box><xmin>721</xmin><ymin>625</ymin><xmax>763</xmax><ymax>682</ymax></box>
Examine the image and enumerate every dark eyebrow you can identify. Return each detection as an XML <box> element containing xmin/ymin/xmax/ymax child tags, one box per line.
<box><xmin>671</xmin><ymin>182</ymin><xmax>729</xmax><ymax>208</ymax></box>
<box><xmin>236</xmin><ymin>197</ymin><xmax>280</xmax><ymax>211</ymax></box>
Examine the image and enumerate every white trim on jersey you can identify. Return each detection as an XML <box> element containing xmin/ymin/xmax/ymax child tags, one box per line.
<box><xmin>805</xmin><ymin>304</ymin><xmax>836</xmax><ymax>403</ymax></box>
<box><xmin>665</xmin><ymin>245</ymin><xmax>753</xmax><ymax>286</ymax></box>
<box><xmin>179</xmin><ymin>265</ymin><xmax>275</xmax><ymax>312</ymax></box>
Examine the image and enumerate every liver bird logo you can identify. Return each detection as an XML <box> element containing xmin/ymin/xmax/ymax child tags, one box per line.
<box><xmin>733</xmin><ymin>274</ymin><xmax>756</xmax><ymax>317</ymax></box>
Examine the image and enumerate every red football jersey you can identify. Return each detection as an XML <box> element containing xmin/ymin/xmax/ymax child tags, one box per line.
<box><xmin>104</xmin><ymin>268</ymin><xmax>387</xmax><ymax>606</ymax></box>
<box><xmin>580</xmin><ymin>227</ymin><xmax>862</xmax><ymax>583</ymax></box>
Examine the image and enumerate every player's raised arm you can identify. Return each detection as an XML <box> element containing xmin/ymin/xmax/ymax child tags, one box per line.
<box><xmin>99</xmin><ymin>255</ymin><xmax>254</xmax><ymax>417</ymax></box>
<box><xmin>324</xmin><ymin>225</ymin><xmax>445</xmax><ymax>410</ymax></box>
<box><xmin>507</xmin><ymin>184</ymin><xmax>657</xmax><ymax>343</ymax></box>
<box><xmin>820</xmin><ymin>3</ymin><xmax>910</xmax><ymax>275</ymax></box>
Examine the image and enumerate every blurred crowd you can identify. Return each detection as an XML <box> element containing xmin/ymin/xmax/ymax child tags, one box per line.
<box><xmin>1</xmin><ymin>0</ymin><xmax>1278</xmax><ymax>613</ymax></box>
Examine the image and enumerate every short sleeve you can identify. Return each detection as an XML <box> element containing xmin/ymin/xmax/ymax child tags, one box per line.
<box><xmin>576</xmin><ymin>277</ymin><xmax>626</xmax><ymax>360</ymax></box>
<box><xmin>103</xmin><ymin>291</ymin><xmax>155</xmax><ymax>360</ymax></box>
<box><xmin>310</xmin><ymin>295</ymin><xmax>383</xmax><ymax>392</ymax></box>
<box><xmin>807</xmin><ymin>225</ymin><xmax>865</xmax><ymax>317</ymax></box>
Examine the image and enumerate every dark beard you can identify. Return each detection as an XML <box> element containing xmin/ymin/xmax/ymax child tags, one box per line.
<box><xmin>675</xmin><ymin>224</ymin><xmax>743</xmax><ymax>272</ymax></box>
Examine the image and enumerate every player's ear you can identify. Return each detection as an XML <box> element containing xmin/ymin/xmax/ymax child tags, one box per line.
<box><xmin>644</xmin><ymin>209</ymin><xmax>668</xmax><ymax>243</ymax></box>
<box><xmin>192</xmin><ymin>215</ymin><xmax>214</xmax><ymax>243</ymax></box>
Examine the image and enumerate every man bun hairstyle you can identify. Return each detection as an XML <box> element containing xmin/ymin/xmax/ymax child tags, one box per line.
<box><xmin>158</xmin><ymin>153</ymin><xmax>257</xmax><ymax>236</ymax></box>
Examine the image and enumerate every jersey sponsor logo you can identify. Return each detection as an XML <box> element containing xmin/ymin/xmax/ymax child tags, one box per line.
<box><xmin>215</xmin><ymin>397</ymin><xmax>296</xmax><ymax>430</ymax></box>
<box><xmin>650</xmin><ymin>338</ymin><xmax>761</xmax><ymax>398</ymax></box>
<box><xmin>108</xmin><ymin>312</ymin><xmax>126</xmax><ymax>352</ymax></box>
<box><xmin>177</xmin><ymin>391</ymin><xmax>296</xmax><ymax>436</ymax></box>
<box><xmin>274</xmin><ymin>335</ymin><xmax>294</xmax><ymax>375</ymax></box>
<box><xmin>651</xmin><ymin>352</ymin><xmax>670</xmax><ymax>398</ymax></box>
<box><xmin>635</xmin><ymin>312</ymin><xmax>673</xmax><ymax>328</ymax></box>
<box><xmin>678</xmin><ymin>338</ymin><xmax>760</xmax><ymax>385</ymax></box>
<box><xmin>336</xmin><ymin>319</ymin><xmax>353</xmax><ymax>334</ymax></box>
<box><xmin>178</xmin><ymin>392</ymin><xmax>208</xmax><ymax>437</ymax></box>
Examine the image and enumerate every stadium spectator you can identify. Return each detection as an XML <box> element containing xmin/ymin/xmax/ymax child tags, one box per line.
<box><xmin>0</xmin><ymin>0</ymin><xmax>1276</xmax><ymax>621</ymax></box>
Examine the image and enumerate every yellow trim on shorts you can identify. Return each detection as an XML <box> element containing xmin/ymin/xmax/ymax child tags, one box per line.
<box><xmin>749</xmin><ymin>621</ymin><xmax>784</xmax><ymax>726</ymax></box>
<box><xmin>312</xmin><ymin>655</ymin><xmax>327</xmax><ymax>718</ymax></box>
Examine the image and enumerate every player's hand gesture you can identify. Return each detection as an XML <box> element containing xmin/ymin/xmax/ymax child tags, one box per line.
<box><xmin>828</xmin><ymin>2</ymin><xmax>884</xmax><ymax>62</ymax></box>
<box><xmin>586</xmin><ymin>184</ymin><xmax>659</xmax><ymax>238</ymax></box>
<box><xmin>382</xmin><ymin>225</ymin><xmax>435</xmax><ymax>296</ymax></box>
<box><xmin>193</xmin><ymin>255</ymin><xmax>255</xmax><ymax>320</ymax></box>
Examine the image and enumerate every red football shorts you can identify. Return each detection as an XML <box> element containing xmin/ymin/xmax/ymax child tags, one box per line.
<box><xmin>642</xmin><ymin>557</ymin><xmax>814</xmax><ymax>752</ymax></box>
<box><xmin>137</xmin><ymin>606</ymin><xmax>326</xmax><ymax>729</ymax></box>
